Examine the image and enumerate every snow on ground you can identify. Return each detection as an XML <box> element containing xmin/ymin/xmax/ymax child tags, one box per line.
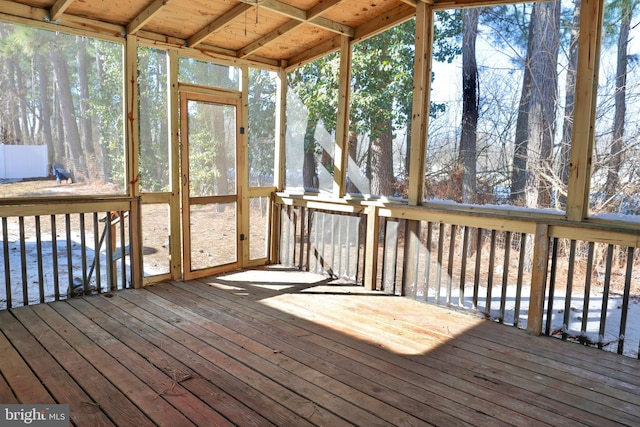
<box><xmin>425</xmin><ymin>284</ymin><xmax>640</xmax><ymax>358</ymax></box>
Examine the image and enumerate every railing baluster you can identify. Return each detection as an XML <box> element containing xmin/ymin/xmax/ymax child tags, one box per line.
<box><xmin>514</xmin><ymin>233</ymin><xmax>527</xmax><ymax>328</ymax></box>
<box><xmin>581</xmin><ymin>242</ymin><xmax>595</xmax><ymax>338</ymax></box>
<box><xmin>435</xmin><ymin>222</ymin><xmax>445</xmax><ymax>305</ymax></box>
<box><xmin>305</xmin><ymin>208</ymin><xmax>312</xmax><ymax>271</ymax></box>
<box><xmin>598</xmin><ymin>244</ymin><xmax>614</xmax><ymax>350</ymax></box>
<box><xmin>459</xmin><ymin>226</ymin><xmax>470</xmax><ymax>308</ymax></box>
<box><xmin>486</xmin><ymin>229</ymin><xmax>497</xmax><ymax>318</ymax></box>
<box><xmin>93</xmin><ymin>212</ymin><xmax>102</xmax><ymax>293</ymax></box>
<box><xmin>36</xmin><ymin>216</ymin><xmax>44</xmax><ymax>304</ymax></box>
<box><xmin>105</xmin><ymin>212</ymin><xmax>114</xmax><ymax>291</ymax></box>
<box><xmin>446</xmin><ymin>224</ymin><xmax>456</xmax><ymax>306</ymax></box>
<box><xmin>423</xmin><ymin>221</ymin><xmax>432</xmax><ymax>302</ymax></box>
<box><xmin>499</xmin><ymin>231</ymin><xmax>512</xmax><ymax>324</ymax></box>
<box><xmin>19</xmin><ymin>217</ymin><xmax>27</xmax><ymax>306</ymax></box>
<box><xmin>562</xmin><ymin>240</ymin><xmax>577</xmax><ymax>341</ymax></box>
<box><xmin>120</xmin><ymin>212</ymin><xmax>127</xmax><ymax>289</ymax></box>
<box><xmin>3</xmin><ymin>217</ymin><xmax>11</xmax><ymax>309</ymax></box>
<box><xmin>51</xmin><ymin>215</ymin><xmax>60</xmax><ymax>301</ymax></box>
<box><xmin>617</xmin><ymin>246</ymin><xmax>634</xmax><ymax>355</ymax></box>
<box><xmin>80</xmin><ymin>213</ymin><xmax>88</xmax><ymax>292</ymax></box>
<box><xmin>65</xmin><ymin>213</ymin><xmax>73</xmax><ymax>297</ymax></box>
<box><xmin>473</xmin><ymin>228</ymin><xmax>483</xmax><ymax>310</ymax></box>
<box><xmin>545</xmin><ymin>238</ymin><xmax>559</xmax><ymax>335</ymax></box>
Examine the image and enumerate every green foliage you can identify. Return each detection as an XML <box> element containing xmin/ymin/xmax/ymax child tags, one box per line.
<box><xmin>248</xmin><ymin>68</ymin><xmax>276</xmax><ymax>186</ymax></box>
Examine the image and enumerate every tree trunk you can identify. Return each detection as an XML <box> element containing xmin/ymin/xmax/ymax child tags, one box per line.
<box><xmin>559</xmin><ymin>0</ymin><xmax>581</xmax><ymax>207</ymax></box>
<box><xmin>51</xmin><ymin>46</ymin><xmax>87</xmax><ymax>177</ymax></box>
<box><xmin>36</xmin><ymin>53</ymin><xmax>54</xmax><ymax>163</ymax></box>
<box><xmin>605</xmin><ymin>2</ymin><xmax>632</xmax><ymax>201</ymax></box>
<box><xmin>370</xmin><ymin>118</ymin><xmax>395</xmax><ymax>197</ymax></box>
<box><xmin>77</xmin><ymin>38</ymin><xmax>96</xmax><ymax>171</ymax></box>
<box><xmin>524</xmin><ymin>1</ymin><xmax>560</xmax><ymax>209</ymax></box>
<box><xmin>459</xmin><ymin>8</ymin><xmax>480</xmax><ymax>205</ymax></box>
<box><xmin>303</xmin><ymin>116</ymin><xmax>319</xmax><ymax>191</ymax></box>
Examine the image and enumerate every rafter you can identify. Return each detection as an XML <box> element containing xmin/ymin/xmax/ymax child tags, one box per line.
<box><xmin>261</xmin><ymin>0</ymin><xmax>354</xmax><ymax>37</ymax></box>
<box><xmin>127</xmin><ymin>0</ymin><xmax>170</xmax><ymax>35</ymax></box>
<box><xmin>307</xmin><ymin>0</ymin><xmax>346</xmax><ymax>19</ymax></box>
<box><xmin>238</xmin><ymin>20</ymin><xmax>299</xmax><ymax>58</ymax></box>
<box><xmin>49</xmin><ymin>0</ymin><xmax>74</xmax><ymax>21</ymax></box>
<box><xmin>187</xmin><ymin>3</ymin><xmax>251</xmax><ymax>47</ymax></box>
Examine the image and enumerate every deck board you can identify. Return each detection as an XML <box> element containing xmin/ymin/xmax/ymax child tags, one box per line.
<box><xmin>0</xmin><ymin>269</ymin><xmax>639</xmax><ymax>426</ymax></box>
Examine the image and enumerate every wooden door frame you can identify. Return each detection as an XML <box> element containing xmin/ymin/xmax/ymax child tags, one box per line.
<box><xmin>179</xmin><ymin>90</ymin><xmax>244</xmax><ymax>280</ymax></box>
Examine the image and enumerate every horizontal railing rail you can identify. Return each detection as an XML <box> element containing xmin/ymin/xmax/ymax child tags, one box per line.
<box><xmin>275</xmin><ymin>194</ymin><xmax>640</xmax><ymax>359</ymax></box>
<box><xmin>0</xmin><ymin>197</ymin><xmax>141</xmax><ymax>309</ymax></box>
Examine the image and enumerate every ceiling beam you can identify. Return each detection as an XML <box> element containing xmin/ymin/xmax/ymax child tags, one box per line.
<box><xmin>307</xmin><ymin>0</ymin><xmax>346</xmax><ymax>19</ymax></box>
<box><xmin>49</xmin><ymin>0</ymin><xmax>74</xmax><ymax>21</ymax></box>
<box><xmin>127</xmin><ymin>0</ymin><xmax>170</xmax><ymax>35</ymax></box>
<box><xmin>237</xmin><ymin>0</ymin><xmax>348</xmax><ymax>59</ymax></box>
<box><xmin>353</xmin><ymin>4</ymin><xmax>415</xmax><ymax>43</ymax></box>
<box><xmin>187</xmin><ymin>3</ymin><xmax>251</xmax><ymax>47</ymax></box>
<box><xmin>238</xmin><ymin>19</ymin><xmax>299</xmax><ymax>58</ymax></box>
<box><xmin>261</xmin><ymin>0</ymin><xmax>354</xmax><ymax>37</ymax></box>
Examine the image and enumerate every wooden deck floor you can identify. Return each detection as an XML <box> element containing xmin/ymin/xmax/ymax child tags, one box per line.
<box><xmin>0</xmin><ymin>268</ymin><xmax>639</xmax><ymax>426</ymax></box>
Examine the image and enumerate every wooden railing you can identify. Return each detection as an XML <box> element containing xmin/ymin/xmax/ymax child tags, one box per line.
<box><xmin>275</xmin><ymin>194</ymin><xmax>640</xmax><ymax>359</ymax></box>
<box><xmin>277</xmin><ymin>197</ymin><xmax>366</xmax><ymax>283</ymax></box>
<box><xmin>0</xmin><ymin>197</ymin><xmax>141</xmax><ymax>309</ymax></box>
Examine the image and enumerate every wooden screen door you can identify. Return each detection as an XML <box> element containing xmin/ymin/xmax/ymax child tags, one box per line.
<box><xmin>180</xmin><ymin>93</ymin><xmax>242</xmax><ymax>279</ymax></box>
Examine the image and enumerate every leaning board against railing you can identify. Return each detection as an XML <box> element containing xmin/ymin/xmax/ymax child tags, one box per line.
<box><xmin>0</xmin><ymin>198</ymin><xmax>139</xmax><ymax>309</ymax></box>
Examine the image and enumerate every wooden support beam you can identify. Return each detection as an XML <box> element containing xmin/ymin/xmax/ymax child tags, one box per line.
<box><xmin>240</xmin><ymin>65</ymin><xmax>250</xmax><ymax>268</ymax></box>
<box><xmin>407</xmin><ymin>2</ymin><xmax>432</xmax><ymax>205</ymax></box>
<box><xmin>333</xmin><ymin>35</ymin><xmax>352</xmax><ymax>199</ymax></box>
<box><xmin>274</xmin><ymin>64</ymin><xmax>287</xmax><ymax>191</ymax></box>
<box><xmin>238</xmin><ymin>20</ymin><xmax>299</xmax><ymax>58</ymax></box>
<box><xmin>527</xmin><ymin>224</ymin><xmax>550</xmax><ymax>335</ymax></box>
<box><xmin>49</xmin><ymin>0</ymin><xmax>74</xmax><ymax>21</ymax></box>
<box><xmin>168</xmin><ymin>49</ymin><xmax>182</xmax><ymax>281</ymax></box>
<box><xmin>127</xmin><ymin>0</ymin><xmax>169</xmax><ymax>35</ymax></box>
<box><xmin>307</xmin><ymin>0</ymin><xmax>345</xmax><ymax>19</ymax></box>
<box><xmin>353</xmin><ymin>4</ymin><xmax>416</xmax><ymax>44</ymax></box>
<box><xmin>125</xmin><ymin>34</ymin><xmax>139</xmax><ymax>198</ymax></box>
<box><xmin>363</xmin><ymin>205</ymin><xmax>380</xmax><ymax>291</ymax></box>
<box><xmin>566</xmin><ymin>0</ymin><xmax>604</xmax><ymax>221</ymax></box>
<box><xmin>187</xmin><ymin>3</ymin><xmax>251</xmax><ymax>47</ymax></box>
<box><xmin>261</xmin><ymin>0</ymin><xmax>354</xmax><ymax>37</ymax></box>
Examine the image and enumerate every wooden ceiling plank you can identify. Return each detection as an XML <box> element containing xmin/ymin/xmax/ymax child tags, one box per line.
<box><xmin>187</xmin><ymin>3</ymin><xmax>252</xmax><ymax>47</ymax></box>
<box><xmin>238</xmin><ymin>19</ymin><xmax>300</xmax><ymax>58</ymax></box>
<box><xmin>50</xmin><ymin>0</ymin><xmax>75</xmax><ymax>21</ymax></box>
<box><xmin>398</xmin><ymin>0</ymin><xmax>419</xmax><ymax>5</ymax></box>
<box><xmin>127</xmin><ymin>0</ymin><xmax>170</xmax><ymax>35</ymax></box>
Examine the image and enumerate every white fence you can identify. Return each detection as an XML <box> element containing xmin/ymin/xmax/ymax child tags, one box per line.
<box><xmin>0</xmin><ymin>145</ymin><xmax>48</xmax><ymax>179</ymax></box>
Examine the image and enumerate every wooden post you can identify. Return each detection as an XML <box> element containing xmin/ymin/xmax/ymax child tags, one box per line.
<box><xmin>168</xmin><ymin>49</ymin><xmax>182</xmax><ymax>280</ymax></box>
<box><xmin>333</xmin><ymin>35</ymin><xmax>352</xmax><ymax>198</ymax></box>
<box><xmin>566</xmin><ymin>0</ymin><xmax>604</xmax><ymax>221</ymax></box>
<box><xmin>402</xmin><ymin>3</ymin><xmax>432</xmax><ymax>296</ymax></box>
<box><xmin>125</xmin><ymin>34</ymin><xmax>139</xmax><ymax>198</ymax></box>
<box><xmin>364</xmin><ymin>205</ymin><xmax>380</xmax><ymax>291</ymax></box>
<box><xmin>240</xmin><ymin>65</ymin><xmax>250</xmax><ymax>268</ymax></box>
<box><xmin>407</xmin><ymin>2</ymin><xmax>433</xmax><ymax>205</ymax></box>
<box><xmin>130</xmin><ymin>197</ymin><xmax>143</xmax><ymax>288</ymax></box>
<box><xmin>270</xmin><ymin>64</ymin><xmax>287</xmax><ymax>263</ymax></box>
<box><xmin>527</xmin><ymin>223</ymin><xmax>550</xmax><ymax>335</ymax></box>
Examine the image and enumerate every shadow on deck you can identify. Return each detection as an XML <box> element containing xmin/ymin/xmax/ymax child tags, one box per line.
<box><xmin>0</xmin><ymin>267</ymin><xmax>638</xmax><ymax>426</ymax></box>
